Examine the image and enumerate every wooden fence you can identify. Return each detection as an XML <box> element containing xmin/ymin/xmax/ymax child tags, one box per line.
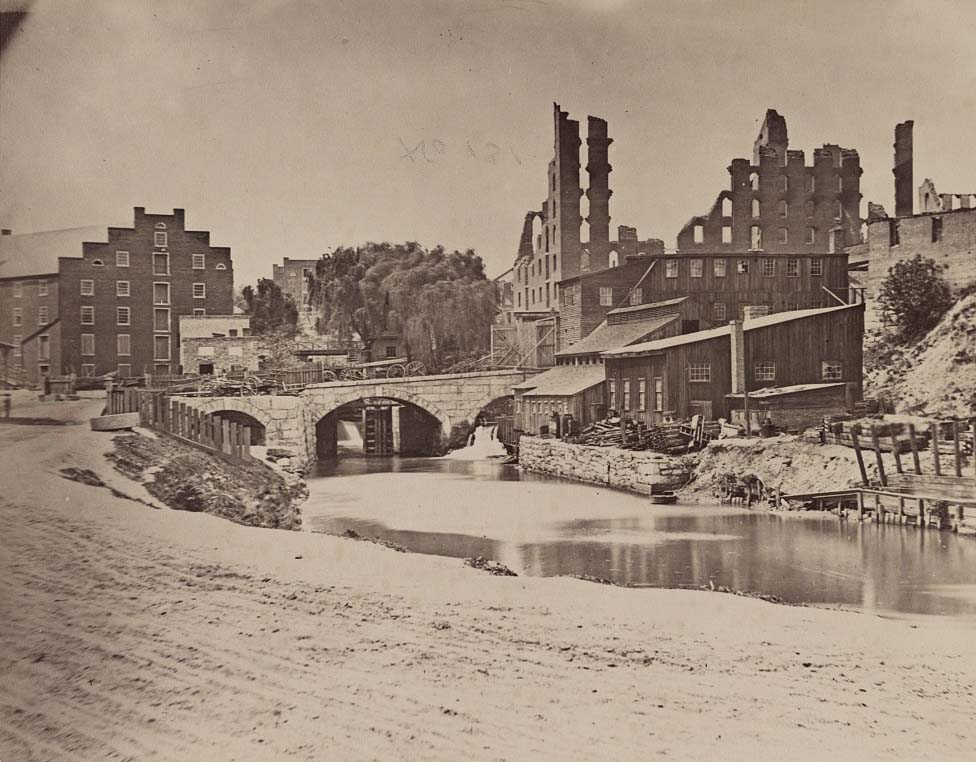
<box><xmin>141</xmin><ymin>396</ymin><xmax>253</xmax><ymax>463</ymax></box>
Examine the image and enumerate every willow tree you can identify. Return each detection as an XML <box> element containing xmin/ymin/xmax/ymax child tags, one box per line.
<box><xmin>310</xmin><ymin>242</ymin><xmax>496</xmax><ymax>368</ymax></box>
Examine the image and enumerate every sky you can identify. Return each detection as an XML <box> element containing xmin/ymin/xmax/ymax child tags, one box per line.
<box><xmin>1</xmin><ymin>0</ymin><xmax>974</xmax><ymax>288</ymax></box>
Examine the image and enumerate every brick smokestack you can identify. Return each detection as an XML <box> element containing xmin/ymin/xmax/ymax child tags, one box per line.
<box><xmin>729</xmin><ymin>320</ymin><xmax>745</xmax><ymax>395</ymax></box>
<box><xmin>585</xmin><ymin>116</ymin><xmax>612</xmax><ymax>247</ymax></box>
<box><xmin>894</xmin><ymin>120</ymin><xmax>914</xmax><ymax>217</ymax></box>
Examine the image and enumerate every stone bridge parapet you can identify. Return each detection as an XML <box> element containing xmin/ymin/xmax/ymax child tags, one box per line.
<box><xmin>177</xmin><ymin>369</ymin><xmax>534</xmax><ymax>468</ymax></box>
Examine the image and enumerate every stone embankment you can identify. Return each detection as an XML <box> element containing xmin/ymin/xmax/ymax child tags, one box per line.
<box><xmin>518</xmin><ymin>436</ymin><xmax>692</xmax><ymax>493</ymax></box>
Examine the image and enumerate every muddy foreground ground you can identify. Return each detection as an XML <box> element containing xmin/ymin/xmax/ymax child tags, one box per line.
<box><xmin>1</xmin><ymin>397</ymin><xmax>974</xmax><ymax>761</ymax></box>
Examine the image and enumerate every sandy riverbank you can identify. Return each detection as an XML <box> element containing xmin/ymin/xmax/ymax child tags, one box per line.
<box><xmin>1</xmin><ymin>398</ymin><xmax>975</xmax><ymax>761</ymax></box>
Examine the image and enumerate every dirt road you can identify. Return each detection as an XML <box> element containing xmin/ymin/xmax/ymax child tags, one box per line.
<box><xmin>1</xmin><ymin>399</ymin><xmax>974</xmax><ymax>761</ymax></box>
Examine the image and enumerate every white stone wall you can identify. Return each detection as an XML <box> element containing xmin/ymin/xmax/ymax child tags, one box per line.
<box><xmin>518</xmin><ymin>436</ymin><xmax>692</xmax><ymax>494</ymax></box>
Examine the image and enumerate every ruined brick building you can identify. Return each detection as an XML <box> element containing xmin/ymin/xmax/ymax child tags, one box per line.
<box><xmin>847</xmin><ymin>120</ymin><xmax>976</xmax><ymax>327</ymax></box>
<box><xmin>501</xmin><ymin>104</ymin><xmax>663</xmax><ymax>365</ymax></box>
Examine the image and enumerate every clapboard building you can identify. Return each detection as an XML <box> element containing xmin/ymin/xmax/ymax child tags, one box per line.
<box><xmin>602</xmin><ymin>304</ymin><xmax>864</xmax><ymax>424</ymax></box>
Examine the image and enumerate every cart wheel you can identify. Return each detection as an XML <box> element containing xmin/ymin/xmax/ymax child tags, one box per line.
<box><xmin>340</xmin><ymin>368</ymin><xmax>366</xmax><ymax>381</ymax></box>
<box><xmin>386</xmin><ymin>364</ymin><xmax>406</xmax><ymax>378</ymax></box>
<box><xmin>322</xmin><ymin>370</ymin><xmax>339</xmax><ymax>382</ymax></box>
<box><xmin>405</xmin><ymin>361</ymin><xmax>426</xmax><ymax>377</ymax></box>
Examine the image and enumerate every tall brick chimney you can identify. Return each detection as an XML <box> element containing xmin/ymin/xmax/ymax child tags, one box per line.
<box><xmin>893</xmin><ymin>120</ymin><xmax>914</xmax><ymax>217</ymax></box>
<box><xmin>585</xmin><ymin>116</ymin><xmax>612</xmax><ymax>248</ymax></box>
<box><xmin>729</xmin><ymin>320</ymin><xmax>745</xmax><ymax>395</ymax></box>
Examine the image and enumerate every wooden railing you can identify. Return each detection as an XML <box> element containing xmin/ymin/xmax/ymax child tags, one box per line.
<box><xmin>141</xmin><ymin>396</ymin><xmax>252</xmax><ymax>463</ymax></box>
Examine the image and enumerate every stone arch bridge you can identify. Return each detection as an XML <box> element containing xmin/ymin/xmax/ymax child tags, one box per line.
<box><xmin>181</xmin><ymin>369</ymin><xmax>533</xmax><ymax>467</ymax></box>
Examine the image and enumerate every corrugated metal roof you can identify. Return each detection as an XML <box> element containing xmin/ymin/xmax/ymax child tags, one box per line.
<box><xmin>555</xmin><ymin>314</ymin><xmax>679</xmax><ymax>357</ymax></box>
<box><xmin>603</xmin><ymin>304</ymin><xmax>861</xmax><ymax>358</ymax></box>
<box><xmin>0</xmin><ymin>226</ymin><xmax>108</xmax><ymax>279</ymax></box>
<box><xmin>725</xmin><ymin>382</ymin><xmax>846</xmax><ymax>399</ymax></box>
<box><xmin>519</xmin><ymin>364</ymin><xmax>606</xmax><ymax>397</ymax></box>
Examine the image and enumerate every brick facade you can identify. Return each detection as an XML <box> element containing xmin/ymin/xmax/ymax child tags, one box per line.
<box><xmin>272</xmin><ymin>258</ymin><xmax>317</xmax><ymax>310</ymax></box>
<box><xmin>0</xmin><ymin>274</ymin><xmax>60</xmax><ymax>384</ymax></box>
<box><xmin>58</xmin><ymin>208</ymin><xmax>233</xmax><ymax>377</ymax></box>
<box><xmin>676</xmin><ymin>109</ymin><xmax>862</xmax><ymax>258</ymax></box>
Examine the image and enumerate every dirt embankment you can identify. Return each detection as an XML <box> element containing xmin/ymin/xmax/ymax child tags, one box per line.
<box><xmin>865</xmin><ymin>292</ymin><xmax>976</xmax><ymax>417</ymax></box>
<box><xmin>108</xmin><ymin>432</ymin><xmax>307</xmax><ymax>529</ymax></box>
<box><xmin>682</xmin><ymin>435</ymin><xmax>892</xmax><ymax>499</ymax></box>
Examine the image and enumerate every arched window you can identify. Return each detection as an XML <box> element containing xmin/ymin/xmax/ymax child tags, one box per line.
<box><xmin>722</xmin><ymin>197</ymin><xmax>732</xmax><ymax>217</ymax></box>
<box><xmin>91</xmin><ymin>258</ymin><xmax>104</xmax><ymax>266</ymax></box>
<box><xmin>752</xmin><ymin>199</ymin><xmax>761</xmax><ymax>218</ymax></box>
<box><xmin>750</xmin><ymin>172</ymin><xmax>760</xmax><ymax>191</ymax></box>
<box><xmin>608</xmin><ymin>250</ymin><xmax>619</xmax><ymax>268</ymax></box>
<box><xmin>779</xmin><ymin>200</ymin><xmax>788</xmax><ymax>218</ymax></box>
<box><xmin>155</xmin><ymin>222</ymin><xmax>167</xmax><ymax>230</ymax></box>
<box><xmin>215</xmin><ymin>263</ymin><xmax>227</xmax><ymax>271</ymax></box>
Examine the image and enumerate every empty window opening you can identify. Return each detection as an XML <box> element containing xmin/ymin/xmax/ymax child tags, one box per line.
<box><xmin>722</xmin><ymin>197</ymin><xmax>732</xmax><ymax>217</ymax></box>
<box><xmin>932</xmin><ymin>217</ymin><xmax>943</xmax><ymax>242</ymax></box>
<box><xmin>779</xmin><ymin>228</ymin><xmax>789</xmax><ymax>244</ymax></box>
<box><xmin>608</xmin><ymin>250</ymin><xmax>619</xmax><ymax>268</ymax></box>
<box><xmin>693</xmin><ymin>225</ymin><xmax>704</xmax><ymax>244</ymax></box>
<box><xmin>750</xmin><ymin>172</ymin><xmax>759</xmax><ymax>191</ymax></box>
<box><xmin>781</xmin><ymin>176</ymin><xmax>789</xmax><ymax>192</ymax></box>
<box><xmin>750</xmin><ymin>226</ymin><xmax>762</xmax><ymax>251</ymax></box>
<box><xmin>737</xmin><ymin>259</ymin><xmax>750</xmax><ymax>274</ymax></box>
<box><xmin>779</xmin><ymin>200</ymin><xmax>788</xmax><ymax>218</ymax></box>
<box><xmin>752</xmin><ymin>199</ymin><xmax>760</xmax><ymax>218</ymax></box>
<box><xmin>722</xmin><ymin>225</ymin><xmax>732</xmax><ymax>244</ymax></box>
<box><xmin>806</xmin><ymin>227</ymin><xmax>816</xmax><ymax>244</ymax></box>
<box><xmin>828</xmin><ymin>230</ymin><xmax>836</xmax><ymax>254</ymax></box>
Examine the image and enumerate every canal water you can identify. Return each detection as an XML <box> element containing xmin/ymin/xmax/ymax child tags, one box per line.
<box><xmin>305</xmin><ymin>436</ymin><xmax>976</xmax><ymax>620</ymax></box>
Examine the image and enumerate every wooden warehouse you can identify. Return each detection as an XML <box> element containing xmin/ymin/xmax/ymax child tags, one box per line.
<box><xmin>601</xmin><ymin>304</ymin><xmax>864</xmax><ymax>424</ymax></box>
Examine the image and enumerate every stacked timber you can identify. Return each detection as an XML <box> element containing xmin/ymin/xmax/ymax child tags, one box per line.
<box><xmin>569</xmin><ymin>417</ymin><xmax>693</xmax><ymax>455</ymax></box>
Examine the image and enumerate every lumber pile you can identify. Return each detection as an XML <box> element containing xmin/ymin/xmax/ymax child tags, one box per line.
<box><xmin>568</xmin><ymin>417</ymin><xmax>698</xmax><ymax>454</ymax></box>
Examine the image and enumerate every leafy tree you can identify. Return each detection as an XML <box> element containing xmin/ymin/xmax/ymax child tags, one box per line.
<box><xmin>878</xmin><ymin>255</ymin><xmax>953</xmax><ymax>341</ymax></box>
<box><xmin>241</xmin><ymin>278</ymin><xmax>299</xmax><ymax>335</ymax></box>
<box><xmin>310</xmin><ymin>243</ymin><xmax>497</xmax><ymax>368</ymax></box>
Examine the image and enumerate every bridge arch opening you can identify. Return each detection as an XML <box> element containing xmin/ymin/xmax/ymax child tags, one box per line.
<box><xmin>209</xmin><ymin>410</ymin><xmax>267</xmax><ymax>446</ymax></box>
<box><xmin>314</xmin><ymin>397</ymin><xmax>446</xmax><ymax>459</ymax></box>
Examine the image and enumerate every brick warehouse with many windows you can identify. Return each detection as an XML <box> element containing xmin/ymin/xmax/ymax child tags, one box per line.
<box><xmin>0</xmin><ymin>208</ymin><xmax>233</xmax><ymax>384</ymax></box>
<box><xmin>58</xmin><ymin>208</ymin><xmax>233</xmax><ymax>377</ymax></box>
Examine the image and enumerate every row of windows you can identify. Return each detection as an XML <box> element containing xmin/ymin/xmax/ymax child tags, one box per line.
<box><xmin>743</xmin><ymin>174</ymin><xmax>846</xmax><ymax>194</ymax></box>
<box><xmin>79</xmin><ymin>280</ymin><xmax>207</xmax><ymax>300</ymax></box>
<box><xmin>79</xmin><ymin>333</ymin><xmax>173</xmax><ymax>361</ymax></box>
<box><xmin>664</xmin><ymin>257</ymin><xmax>824</xmax><ymax>279</ymax></box>
<box><xmin>604</xmin><ymin>362</ymin><xmax>844</xmax><ymax>410</ymax></box>
<box><xmin>10</xmin><ymin>280</ymin><xmax>52</xmax><ymax>298</ymax></box>
<box><xmin>518</xmin><ymin>281</ymin><xmax>557</xmax><ymax>310</ymax></box>
<box><xmin>517</xmin><ymin>254</ymin><xmax>558</xmax><ymax>284</ymax></box>
<box><xmin>607</xmin><ymin>378</ymin><xmax>664</xmax><ymax>413</ymax></box>
<box><xmin>79</xmin><ymin>306</ymin><xmax>207</xmax><ymax>327</ymax></box>
<box><xmin>694</xmin><ymin>223</ymin><xmax>837</xmax><ymax>248</ymax></box>
<box><xmin>10</xmin><ymin>307</ymin><xmax>50</xmax><ymax>327</ymax></box>
<box><xmin>86</xmin><ymin>251</ymin><xmax>226</xmax><ymax>271</ymax></box>
<box><xmin>78</xmin><ymin>363</ymin><xmax>170</xmax><ymax>378</ymax></box>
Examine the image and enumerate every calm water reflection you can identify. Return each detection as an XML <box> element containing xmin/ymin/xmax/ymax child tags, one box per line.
<box><xmin>306</xmin><ymin>457</ymin><xmax>976</xmax><ymax>619</ymax></box>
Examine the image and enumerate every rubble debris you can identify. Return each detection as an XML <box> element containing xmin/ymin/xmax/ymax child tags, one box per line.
<box><xmin>338</xmin><ymin>529</ymin><xmax>407</xmax><ymax>553</ymax></box>
<box><xmin>464</xmin><ymin>557</ymin><xmax>518</xmax><ymax>576</ymax></box>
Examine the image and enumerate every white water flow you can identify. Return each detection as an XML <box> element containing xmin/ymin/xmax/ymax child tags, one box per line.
<box><xmin>444</xmin><ymin>424</ymin><xmax>508</xmax><ymax>460</ymax></box>
<box><xmin>337</xmin><ymin>420</ymin><xmax>363</xmax><ymax>449</ymax></box>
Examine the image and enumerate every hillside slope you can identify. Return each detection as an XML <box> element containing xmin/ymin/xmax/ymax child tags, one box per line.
<box><xmin>865</xmin><ymin>292</ymin><xmax>976</xmax><ymax>417</ymax></box>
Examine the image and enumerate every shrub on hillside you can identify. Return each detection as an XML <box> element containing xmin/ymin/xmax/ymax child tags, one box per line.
<box><xmin>878</xmin><ymin>255</ymin><xmax>953</xmax><ymax>342</ymax></box>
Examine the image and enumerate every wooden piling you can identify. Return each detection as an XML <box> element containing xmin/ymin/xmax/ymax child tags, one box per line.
<box><xmin>890</xmin><ymin>431</ymin><xmax>903</xmax><ymax>474</ymax></box>
<box><xmin>952</xmin><ymin>420</ymin><xmax>962</xmax><ymax>478</ymax></box>
<box><xmin>871</xmin><ymin>427</ymin><xmax>887</xmax><ymax>487</ymax></box>
<box><xmin>918</xmin><ymin>498</ymin><xmax>926</xmax><ymax>528</ymax></box>
<box><xmin>898</xmin><ymin>496</ymin><xmax>905</xmax><ymax>524</ymax></box>
<box><xmin>857</xmin><ymin>491</ymin><xmax>864</xmax><ymax>521</ymax></box>
<box><xmin>908</xmin><ymin>423</ymin><xmax>921</xmax><ymax>474</ymax></box>
<box><xmin>931</xmin><ymin>422</ymin><xmax>941</xmax><ymax>476</ymax></box>
<box><xmin>850</xmin><ymin>426</ymin><xmax>869</xmax><ymax>486</ymax></box>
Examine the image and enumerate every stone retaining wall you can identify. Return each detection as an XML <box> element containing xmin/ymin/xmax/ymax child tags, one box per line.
<box><xmin>518</xmin><ymin>437</ymin><xmax>692</xmax><ymax>494</ymax></box>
